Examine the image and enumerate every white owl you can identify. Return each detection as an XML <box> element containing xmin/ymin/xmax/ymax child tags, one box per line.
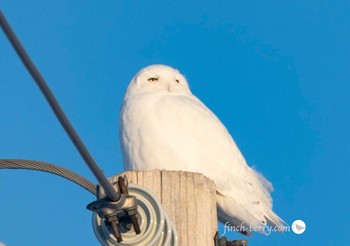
<box><xmin>119</xmin><ymin>64</ymin><xmax>285</xmax><ymax>234</ymax></box>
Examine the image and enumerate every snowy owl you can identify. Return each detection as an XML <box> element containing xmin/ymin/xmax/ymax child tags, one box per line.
<box><xmin>119</xmin><ymin>64</ymin><xmax>285</xmax><ymax>234</ymax></box>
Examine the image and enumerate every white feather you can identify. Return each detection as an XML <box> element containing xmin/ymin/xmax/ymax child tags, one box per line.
<box><xmin>119</xmin><ymin>64</ymin><xmax>286</xmax><ymax>234</ymax></box>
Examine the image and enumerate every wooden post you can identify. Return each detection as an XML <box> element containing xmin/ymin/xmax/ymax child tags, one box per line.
<box><xmin>110</xmin><ymin>170</ymin><xmax>218</xmax><ymax>246</ymax></box>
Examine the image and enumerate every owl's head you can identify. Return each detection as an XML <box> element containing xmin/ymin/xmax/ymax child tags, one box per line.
<box><xmin>124</xmin><ymin>65</ymin><xmax>191</xmax><ymax>98</ymax></box>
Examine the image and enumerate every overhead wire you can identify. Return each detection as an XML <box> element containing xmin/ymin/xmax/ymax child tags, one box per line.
<box><xmin>0</xmin><ymin>11</ymin><xmax>119</xmax><ymax>201</ymax></box>
<box><xmin>0</xmin><ymin>159</ymin><xmax>97</xmax><ymax>195</ymax></box>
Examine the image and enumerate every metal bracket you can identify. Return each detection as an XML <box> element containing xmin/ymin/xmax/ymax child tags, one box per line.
<box><xmin>87</xmin><ymin>176</ymin><xmax>141</xmax><ymax>242</ymax></box>
<box><xmin>214</xmin><ymin>231</ymin><xmax>248</xmax><ymax>246</ymax></box>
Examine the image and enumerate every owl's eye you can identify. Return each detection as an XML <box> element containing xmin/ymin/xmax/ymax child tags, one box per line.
<box><xmin>175</xmin><ymin>79</ymin><xmax>180</xmax><ymax>83</ymax></box>
<box><xmin>148</xmin><ymin>77</ymin><xmax>158</xmax><ymax>82</ymax></box>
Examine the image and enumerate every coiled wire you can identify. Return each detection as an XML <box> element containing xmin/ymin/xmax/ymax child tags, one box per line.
<box><xmin>0</xmin><ymin>159</ymin><xmax>97</xmax><ymax>195</ymax></box>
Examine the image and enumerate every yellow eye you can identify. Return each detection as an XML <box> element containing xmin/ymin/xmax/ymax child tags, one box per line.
<box><xmin>148</xmin><ymin>77</ymin><xmax>158</xmax><ymax>82</ymax></box>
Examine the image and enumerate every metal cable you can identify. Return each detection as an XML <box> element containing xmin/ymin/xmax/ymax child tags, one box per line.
<box><xmin>0</xmin><ymin>159</ymin><xmax>97</xmax><ymax>195</ymax></box>
<box><xmin>0</xmin><ymin>11</ymin><xmax>119</xmax><ymax>201</ymax></box>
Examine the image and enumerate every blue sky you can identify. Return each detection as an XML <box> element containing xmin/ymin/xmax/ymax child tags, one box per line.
<box><xmin>1</xmin><ymin>1</ymin><xmax>349</xmax><ymax>245</ymax></box>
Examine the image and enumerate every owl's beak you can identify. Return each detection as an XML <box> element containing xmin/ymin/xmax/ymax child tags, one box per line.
<box><xmin>167</xmin><ymin>83</ymin><xmax>171</xmax><ymax>92</ymax></box>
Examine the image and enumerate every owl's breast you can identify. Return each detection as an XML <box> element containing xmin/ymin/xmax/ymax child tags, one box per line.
<box><xmin>120</xmin><ymin>94</ymin><xmax>245</xmax><ymax>178</ymax></box>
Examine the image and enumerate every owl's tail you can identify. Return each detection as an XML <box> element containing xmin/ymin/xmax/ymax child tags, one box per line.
<box><xmin>264</xmin><ymin>208</ymin><xmax>288</xmax><ymax>232</ymax></box>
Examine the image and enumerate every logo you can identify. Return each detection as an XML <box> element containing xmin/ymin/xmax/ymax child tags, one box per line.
<box><xmin>222</xmin><ymin>222</ymin><xmax>290</xmax><ymax>236</ymax></box>
<box><xmin>292</xmin><ymin>219</ymin><xmax>306</xmax><ymax>234</ymax></box>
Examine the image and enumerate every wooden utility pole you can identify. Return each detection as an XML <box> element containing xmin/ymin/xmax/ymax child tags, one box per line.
<box><xmin>111</xmin><ymin>170</ymin><xmax>218</xmax><ymax>246</ymax></box>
